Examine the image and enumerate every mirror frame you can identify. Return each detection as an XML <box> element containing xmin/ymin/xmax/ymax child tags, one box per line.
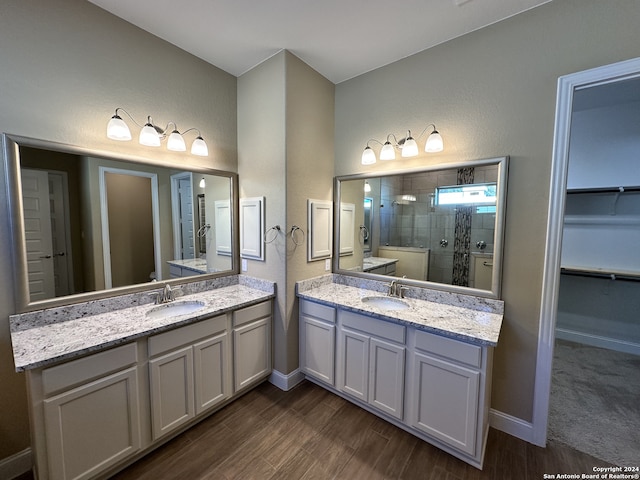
<box><xmin>333</xmin><ymin>156</ymin><xmax>509</xmax><ymax>299</ymax></box>
<box><xmin>3</xmin><ymin>133</ymin><xmax>239</xmax><ymax>313</ymax></box>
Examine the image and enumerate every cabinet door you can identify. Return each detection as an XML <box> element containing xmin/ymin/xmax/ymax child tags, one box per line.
<box><xmin>43</xmin><ymin>367</ymin><xmax>140</xmax><ymax>480</ymax></box>
<box><xmin>233</xmin><ymin>317</ymin><xmax>272</xmax><ymax>392</ymax></box>
<box><xmin>301</xmin><ymin>315</ymin><xmax>335</xmax><ymax>385</ymax></box>
<box><xmin>338</xmin><ymin>327</ymin><xmax>369</xmax><ymax>402</ymax></box>
<box><xmin>411</xmin><ymin>352</ymin><xmax>479</xmax><ymax>455</ymax></box>
<box><xmin>369</xmin><ymin>338</ymin><xmax>405</xmax><ymax>420</ymax></box>
<box><xmin>149</xmin><ymin>346</ymin><xmax>195</xmax><ymax>440</ymax></box>
<box><xmin>194</xmin><ymin>332</ymin><xmax>229</xmax><ymax>414</ymax></box>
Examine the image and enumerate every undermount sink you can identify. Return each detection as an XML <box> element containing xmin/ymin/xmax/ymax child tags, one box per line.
<box><xmin>361</xmin><ymin>296</ymin><xmax>410</xmax><ymax>311</ymax></box>
<box><xmin>146</xmin><ymin>300</ymin><xmax>206</xmax><ymax>319</ymax></box>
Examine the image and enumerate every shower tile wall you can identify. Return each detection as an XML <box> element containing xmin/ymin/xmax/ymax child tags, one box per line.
<box><xmin>378</xmin><ymin>165</ymin><xmax>497</xmax><ymax>285</ymax></box>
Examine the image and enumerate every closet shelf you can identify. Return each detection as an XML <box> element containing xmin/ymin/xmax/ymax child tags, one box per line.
<box><xmin>563</xmin><ymin>214</ymin><xmax>640</xmax><ymax>226</ymax></box>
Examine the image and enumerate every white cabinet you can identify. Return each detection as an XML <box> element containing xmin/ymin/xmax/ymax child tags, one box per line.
<box><xmin>39</xmin><ymin>343</ymin><xmax>141</xmax><ymax>480</ymax></box>
<box><xmin>298</xmin><ymin>299</ymin><xmax>493</xmax><ymax>469</ymax></box>
<box><xmin>26</xmin><ymin>298</ymin><xmax>274</xmax><ymax>480</ymax></box>
<box><xmin>148</xmin><ymin>315</ymin><xmax>229</xmax><ymax>440</ymax></box>
<box><xmin>407</xmin><ymin>329</ymin><xmax>489</xmax><ymax>461</ymax></box>
<box><xmin>337</xmin><ymin>310</ymin><xmax>406</xmax><ymax>420</ymax></box>
<box><xmin>232</xmin><ymin>301</ymin><xmax>272</xmax><ymax>392</ymax></box>
<box><xmin>410</xmin><ymin>351</ymin><xmax>480</xmax><ymax>455</ymax></box>
<box><xmin>299</xmin><ymin>299</ymin><xmax>336</xmax><ymax>385</ymax></box>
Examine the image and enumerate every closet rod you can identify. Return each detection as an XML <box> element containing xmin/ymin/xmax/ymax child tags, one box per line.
<box><xmin>561</xmin><ymin>268</ymin><xmax>640</xmax><ymax>282</ymax></box>
<box><xmin>567</xmin><ymin>185</ymin><xmax>640</xmax><ymax>194</ymax></box>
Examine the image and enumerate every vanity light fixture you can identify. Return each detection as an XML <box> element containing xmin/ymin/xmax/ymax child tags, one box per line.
<box><xmin>361</xmin><ymin>124</ymin><xmax>443</xmax><ymax>165</ymax></box>
<box><xmin>107</xmin><ymin>108</ymin><xmax>209</xmax><ymax>156</ymax></box>
<box><xmin>199</xmin><ymin>177</ymin><xmax>206</xmax><ymax>188</ymax></box>
<box><xmin>364</xmin><ymin>180</ymin><xmax>371</xmax><ymax>193</ymax></box>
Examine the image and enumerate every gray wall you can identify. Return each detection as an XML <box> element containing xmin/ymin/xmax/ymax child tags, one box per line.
<box><xmin>2</xmin><ymin>0</ymin><xmax>640</xmax><ymax>468</ymax></box>
<box><xmin>0</xmin><ymin>0</ymin><xmax>236</xmax><ymax>460</ymax></box>
<box><xmin>334</xmin><ymin>0</ymin><xmax>640</xmax><ymax>421</ymax></box>
<box><xmin>238</xmin><ymin>51</ymin><xmax>334</xmax><ymax>374</ymax></box>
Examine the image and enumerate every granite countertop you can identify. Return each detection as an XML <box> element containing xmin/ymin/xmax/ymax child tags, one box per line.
<box><xmin>362</xmin><ymin>256</ymin><xmax>398</xmax><ymax>272</ymax></box>
<box><xmin>11</xmin><ymin>281</ymin><xmax>274</xmax><ymax>372</ymax></box>
<box><xmin>297</xmin><ymin>279</ymin><xmax>503</xmax><ymax>346</ymax></box>
<box><xmin>167</xmin><ymin>258</ymin><xmax>208</xmax><ymax>273</ymax></box>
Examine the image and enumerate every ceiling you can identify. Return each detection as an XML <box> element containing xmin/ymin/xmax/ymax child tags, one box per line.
<box><xmin>89</xmin><ymin>0</ymin><xmax>552</xmax><ymax>84</ymax></box>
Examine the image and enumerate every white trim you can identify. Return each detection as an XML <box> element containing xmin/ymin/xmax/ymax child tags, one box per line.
<box><xmin>268</xmin><ymin>369</ymin><xmax>305</xmax><ymax>391</ymax></box>
<box><xmin>0</xmin><ymin>448</ymin><xmax>32</xmax><ymax>480</ymax></box>
<box><xmin>489</xmin><ymin>409</ymin><xmax>534</xmax><ymax>443</ymax></box>
<box><xmin>534</xmin><ymin>56</ymin><xmax>640</xmax><ymax>448</ymax></box>
<box><xmin>99</xmin><ymin>166</ymin><xmax>162</xmax><ymax>287</ymax></box>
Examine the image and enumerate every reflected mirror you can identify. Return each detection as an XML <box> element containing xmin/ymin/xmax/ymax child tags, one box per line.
<box><xmin>334</xmin><ymin>157</ymin><xmax>508</xmax><ymax>298</ymax></box>
<box><xmin>4</xmin><ymin>133</ymin><xmax>238</xmax><ymax>311</ymax></box>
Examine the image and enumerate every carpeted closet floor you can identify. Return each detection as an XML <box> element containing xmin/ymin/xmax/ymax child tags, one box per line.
<box><xmin>548</xmin><ymin>339</ymin><xmax>640</xmax><ymax>466</ymax></box>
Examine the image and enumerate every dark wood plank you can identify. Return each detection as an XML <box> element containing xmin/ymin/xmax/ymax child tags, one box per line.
<box><xmin>32</xmin><ymin>379</ymin><xmax>610</xmax><ymax>480</ymax></box>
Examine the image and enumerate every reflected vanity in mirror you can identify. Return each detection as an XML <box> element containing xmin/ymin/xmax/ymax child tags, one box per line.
<box><xmin>3</xmin><ymin>133</ymin><xmax>238</xmax><ymax>312</ymax></box>
<box><xmin>334</xmin><ymin>157</ymin><xmax>508</xmax><ymax>298</ymax></box>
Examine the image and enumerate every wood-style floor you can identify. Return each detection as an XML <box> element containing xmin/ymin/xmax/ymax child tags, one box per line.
<box><xmin>17</xmin><ymin>379</ymin><xmax>611</xmax><ymax>480</ymax></box>
<box><xmin>110</xmin><ymin>380</ymin><xmax>609</xmax><ymax>480</ymax></box>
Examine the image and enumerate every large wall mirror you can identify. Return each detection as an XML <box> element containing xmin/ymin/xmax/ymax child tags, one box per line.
<box><xmin>3</xmin><ymin>133</ymin><xmax>238</xmax><ymax>312</ymax></box>
<box><xmin>334</xmin><ymin>156</ymin><xmax>509</xmax><ymax>298</ymax></box>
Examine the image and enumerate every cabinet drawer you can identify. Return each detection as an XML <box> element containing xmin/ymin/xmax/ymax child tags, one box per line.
<box><xmin>414</xmin><ymin>330</ymin><xmax>481</xmax><ymax>368</ymax></box>
<box><xmin>149</xmin><ymin>315</ymin><xmax>226</xmax><ymax>357</ymax></box>
<box><xmin>233</xmin><ymin>301</ymin><xmax>271</xmax><ymax>327</ymax></box>
<box><xmin>42</xmin><ymin>343</ymin><xmax>137</xmax><ymax>397</ymax></box>
<box><xmin>340</xmin><ymin>310</ymin><xmax>405</xmax><ymax>344</ymax></box>
<box><xmin>300</xmin><ymin>299</ymin><xmax>335</xmax><ymax>323</ymax></box>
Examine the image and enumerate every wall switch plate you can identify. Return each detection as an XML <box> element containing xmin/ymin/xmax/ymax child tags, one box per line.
<box><xmin>241</xmin><ymin>259</ymin><xmax>248</xmax><ymax>272</ymax></box>
<box><xmin>325</xmin><ymin>259</ymin><xmax>331</xmax><ymax>271</ymax></box>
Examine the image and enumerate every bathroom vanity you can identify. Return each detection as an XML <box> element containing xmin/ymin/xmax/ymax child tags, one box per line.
<box><xmin>297</xmin><ymin>275</ymin><xmax>503</xmax><ymax>469</ymax></box>
<box><xmin>10</xmin><ymin>276</ymin><xmax>274</xmax><ymax>480</ymax></box>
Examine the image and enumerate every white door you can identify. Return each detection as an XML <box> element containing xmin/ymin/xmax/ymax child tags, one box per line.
<box><xmin>179</xmin><ymin>178</ymin><xmax>195</xmax><ymax>259</ymax></box>
<box><xmin>48</xmin><ymin>172</ymin><xmax>73</xmax><ymax>296</ymax></box>
<box><xmin>149</xmin><ymin>347</ymin><xmax>195</xmax><ymax>440</ymax></box>
<box><xmin>21</xmin><ymin>169</ymin><xmax>55</xmax><ymax>301</ymax></box>
<box><xmin>301</xmin><ymin>316</ymin><xmax>336</xmax><ymax>385</ymax></box>
<box><xmin>369</xmin><ymin>338</ymin><xmax>405</xmax><ymax>420</ymax></box>
<box><xmin>411</xmin><ymin>351</ymin><xmax>479</xmax><ymax>455</ymax></box>
<box><xmin>338</xmin><ymin>327</ymin><xmax>369</xmax><ymax>402</ymax></box>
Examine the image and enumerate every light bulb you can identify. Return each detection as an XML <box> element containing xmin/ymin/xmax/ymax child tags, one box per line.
<box><xmin>167</xmin><ymin>130</ymin><xmax>186</xmax><ymax>151</ymax></box>
<box><xmin>107</xmin><ymin>114</ymin><xmax>131</xmax><ymax>141</ymax></box>
<box><xmin>139</xmin><ymin>123</ymin><xmax>161</xmax><ymax>147</ymax></box>
<box><xmin>199</xmin><ymin>177</ymin><xmax>206</xmax><ymax>188</ymax></box>
<box><xmin>380</xmin><ymin>141</ymin><xmax>396</xmax><ymax>160</ymax></box>
<box><xmin>401</xmin><ymin>132</ymin><xmax>419</xmax><ymax>157</ymax></box>
<box><xmin>361</xmin><ymin>146</ymin><xmax>376</xmax><ymax>165</ymax></box>
<box><xmin>425</xmin><ymin>130</ymin><xmax>444</xmax><ymax>152</ymax></box>
<box><xmin>364</xmin><ymin>181</ymin><xmax>371</xmax><ymax>193</ymax></box>
<box><xmin>191</xmin><ymin>136</ymin><xmax>208</xmax><ymax>156</ymax></box>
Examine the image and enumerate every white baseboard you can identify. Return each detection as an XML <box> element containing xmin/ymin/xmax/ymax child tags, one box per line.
<box><xmin>0</xmin><ymin>448</ymin><xmax>32</xmax><ymax>480</ymax></box>
<box><xmin>268</xmin><ymin>368</ymin><xmax>305</xmax><ymax>391</ymax></box>
<box><xmin>489</xmin><ymin>409</ymin><xmax>536</xmax><ymax>444</ymax></box>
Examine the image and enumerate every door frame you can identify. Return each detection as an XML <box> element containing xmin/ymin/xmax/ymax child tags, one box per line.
<box><xmin>99</xmin><ymin>166</ymin><xmax>161</xmax><ymax>288</ymax></box>
<box><xmin>532</xmin><ymin>56</ymin><xmax>640</xmax><ymax>446</ymax></box>
<box><xmin>170</xmin><ymin>172</ymin><xmax>195</xmax><ymax>260</ymax></box>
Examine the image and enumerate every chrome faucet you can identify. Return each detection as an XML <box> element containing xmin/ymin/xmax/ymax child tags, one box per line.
<box><xmin>387</xmin><ymin>279</ymin><xmax>410</xmax><ymax>298</ymax></box>
<box><xmin>156</xmin><ymin>284</ymin><xmax>175</xmax><ymax>304</ymax></box>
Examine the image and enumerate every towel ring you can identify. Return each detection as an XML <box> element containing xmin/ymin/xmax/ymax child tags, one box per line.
<box><xmin>263</xmin><ymin>225</ymin><xmax>281</xmax><ymax>244</ymax></box>
<box><xmin>196</xmin><ymin>224</ymin><xmax>211</xmax><ymax>237</ymax></box>
<box><xmin>289</xmin><ymin>225</ymin><xmax>305</xmax><ymax>246</ymax></box>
